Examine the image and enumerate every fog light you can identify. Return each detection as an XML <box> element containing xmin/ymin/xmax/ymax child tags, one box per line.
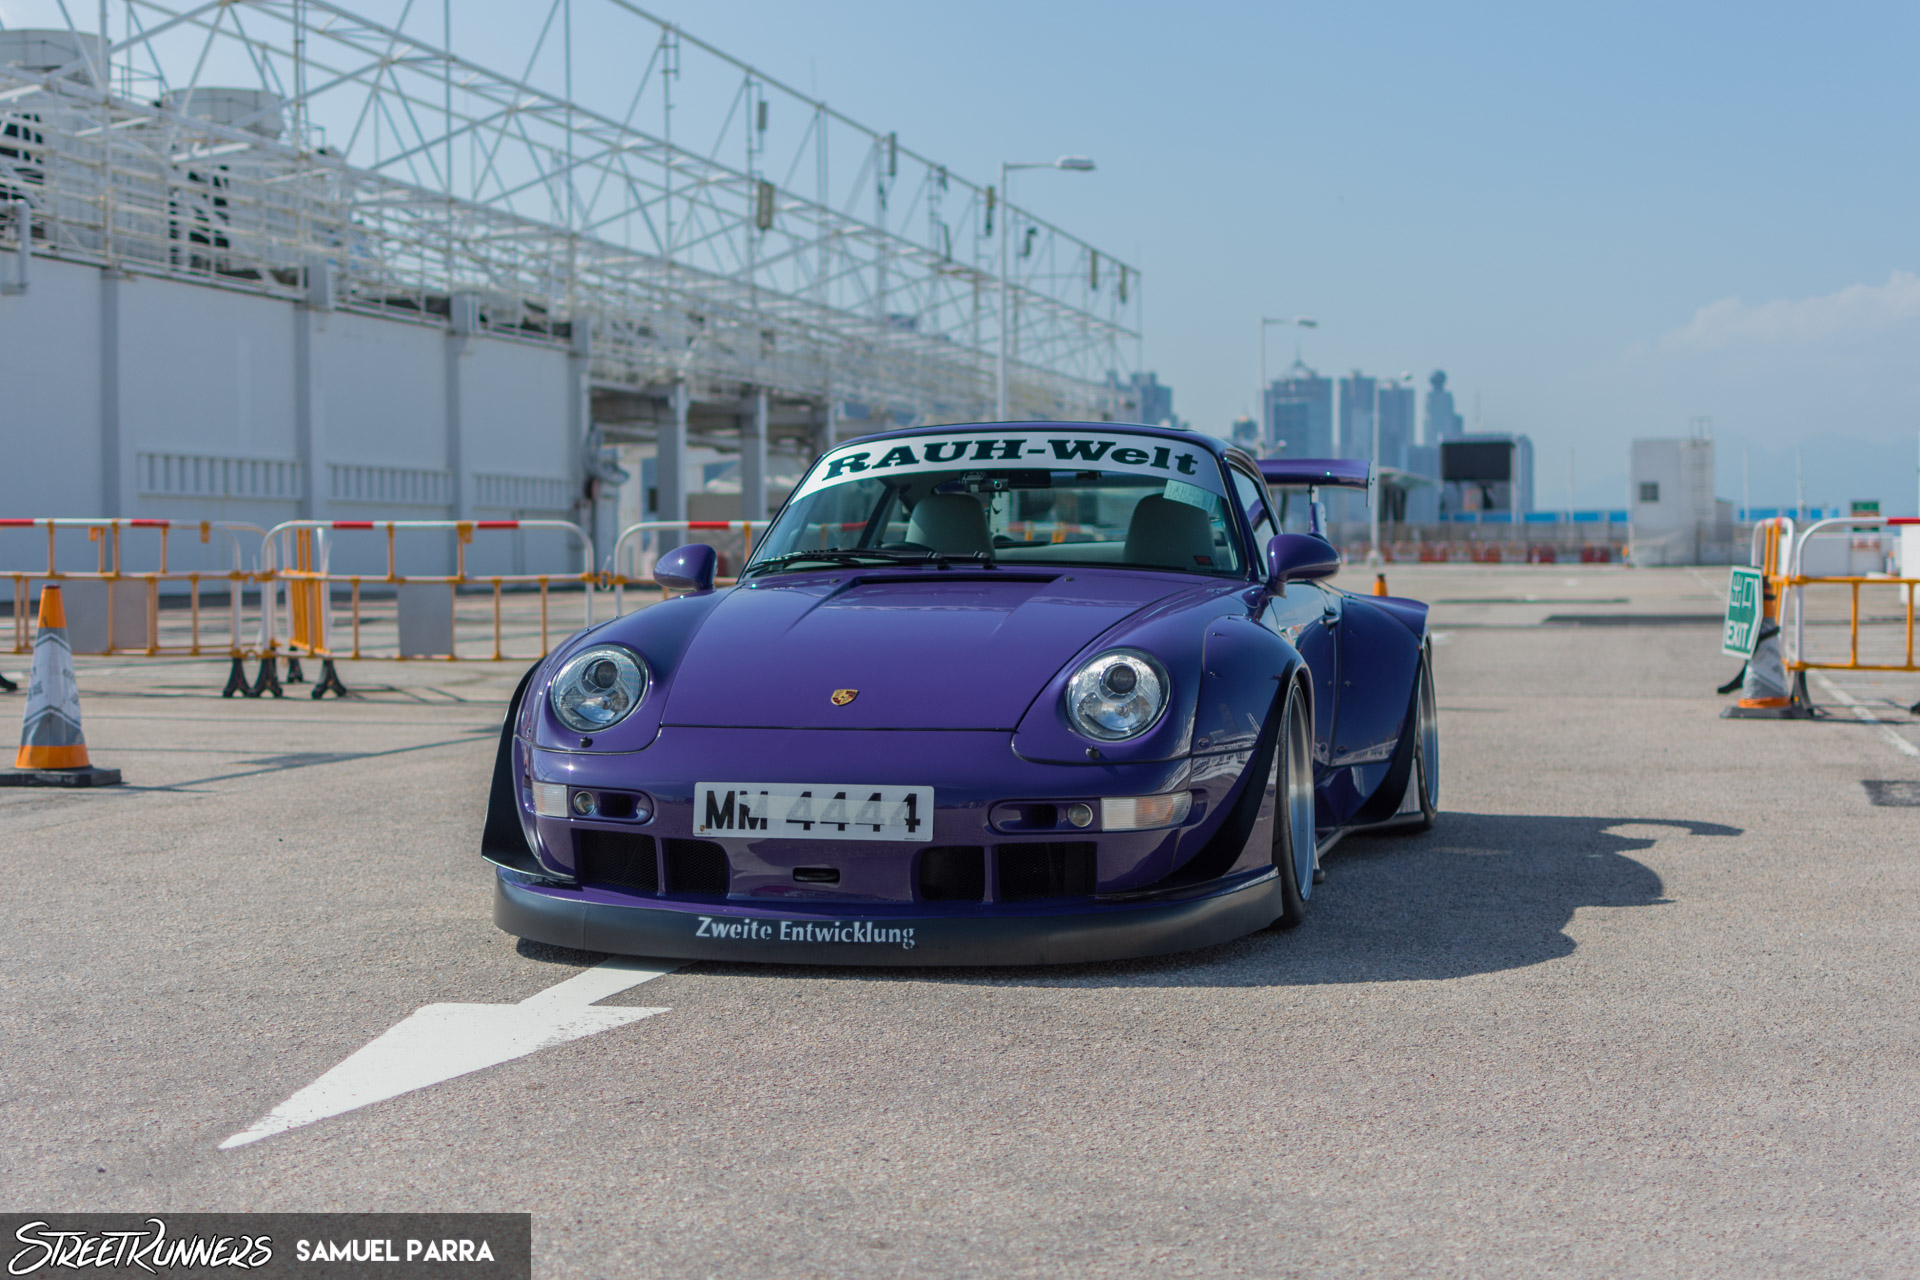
<box><xmin>1067</xmin><ymin>802</ymin><xmax>1095</xmax><ymax>828</ymax></box>
<box><xmin>571</xmin><ymin>790</ymin><xmax>597</xmax><ymax>816</ymax></box>
<box><xmin>531</xmin><ymin>781</ymin><xmax>569</xmax><ymax>817</ymax></box>
<box><xmin>1101</xmin><ymin>791</ymin><xmax>1193</xmax><ymax>831</ymax></box>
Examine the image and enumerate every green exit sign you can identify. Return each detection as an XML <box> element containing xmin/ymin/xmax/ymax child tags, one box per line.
<box><xmin>1723</xmin><ymin>566</ymin><xmax>1765</xmax><ymax>658</ymax></box>
<box><xmin>1852</xmin><ymin>500</ymin><xmax>1881</xmax><ymax>517</ymax></box>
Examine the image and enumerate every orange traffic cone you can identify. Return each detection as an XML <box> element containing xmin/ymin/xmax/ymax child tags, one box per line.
<box><xmin>2</xmin><ymin>586</ymin><xmax>121</xmax><ymax>787</ymax></box>
<box><xmin>1373</xmin><ymin>573</ymin><xmax>1389</xmax><ymax>596</ymax></box>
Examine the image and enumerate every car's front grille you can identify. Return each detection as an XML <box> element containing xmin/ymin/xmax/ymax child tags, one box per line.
<box><xmin>918</xmin><ymin>845</ymin><xmax>986</xmax><ymax>902</ymax></box>
<box><xmin>664</xmin><ymin>838</ymin><xmax>730</xmax><ymax>897</ymax></box>
<box><xmin>995</xmin><ymin>842</ymin><xmax>1096</xmax><ymax>901</ymax></box>
<box><xmin>576</xmin><ymin>830</ymin><xmax>659</xmax><ymax>894</ymax></box>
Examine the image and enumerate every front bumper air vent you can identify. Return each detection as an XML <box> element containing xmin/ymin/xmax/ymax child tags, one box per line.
<box><xmin>918</xmin><ymin>846</ymin><xmax>986</xmax><ymax>902</ymax></box>
<box><xmin>664</xmin><ymin>838</ymin><xmax>731</xmax><ymax>897</ymax></box>
<box><xmin>576</xmin><ymin>830</ymin><xmax>659</xmax><ymax>894</ymax></box>
<box><xmin>995</xmin><ymin>842</ymin><xmax>1096</xmax><ymax>901</ymax></box>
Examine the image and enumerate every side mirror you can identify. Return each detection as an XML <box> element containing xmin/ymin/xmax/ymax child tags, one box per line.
<box><xmin>1266</xmin><ymin>533</ymin><xmax>1341</xmax><ymax>593</ymax></box>
<box><xmin>654</xmin><ymin>543</ymin><xmax>718</xmax><ymax>594</ymax></box>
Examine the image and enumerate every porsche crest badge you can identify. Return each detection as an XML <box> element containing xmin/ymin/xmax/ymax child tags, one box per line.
<box><xmin>830</xmin><ymin>689</ymin><xmax>859</xmax><ymax>706</ymax></box>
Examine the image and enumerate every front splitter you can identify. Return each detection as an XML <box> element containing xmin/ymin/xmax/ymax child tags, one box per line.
<box><xmin>494</xmin><ymin>871</ymin><xmax>1284</xmax><ymax>967</ymax></box>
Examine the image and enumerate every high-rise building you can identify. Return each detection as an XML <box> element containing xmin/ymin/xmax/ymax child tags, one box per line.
<box><xmin>1424</xmin><ymin>370</ymin><xmax>1464</xmax><ymax>443</ymax></box>
<box><xmin>1228</xmin><ymin>415</ymin><xmax>1261</xmax><ymax>451</ymax></box>
<box><xmin>1403</xmin><ymin>444</ymin><xmax>1441</xmax><ymax>522</ymax></box>
<box><xmin>1337</xmin><ymin>371</ymin><xmax>1376</xmax><ymax>462</ymax></box>
<box><xmin>1125</xmin><ymin>371</ymin><xmax>1179</xmax><ymax>428</ymax></box>
<box><xmin>1263</xmin><ymin>361</ymin><xmax>1334</xmax><ymax>457</ymax></box>
<box><xmin>1377</xmin><ymin>380</ymin><xmax>1414</xmax><ymax>471</ymax></box>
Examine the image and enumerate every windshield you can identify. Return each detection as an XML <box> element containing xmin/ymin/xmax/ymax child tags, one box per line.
<box><xmin>750</xmin><ymin>431</ymin><xmax>1245</xmax><ymax>577</ymax></box>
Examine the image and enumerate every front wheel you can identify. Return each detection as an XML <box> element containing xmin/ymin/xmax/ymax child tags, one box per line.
<box><xmin>1394</xmin><ymin>650</ymin><xmax>1440</xmax><ymax>833</ymax></box>
<box><xmin>1270</xmin><ymin>680</ymin><xmax>1316</xmax><ymax>929</ymax></box>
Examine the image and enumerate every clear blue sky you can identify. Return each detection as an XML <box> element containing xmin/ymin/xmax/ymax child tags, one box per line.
<box><xmin>8</xmin><ymin>0</ymin><xmax>1918</xmax><ymax>511</ymax></box>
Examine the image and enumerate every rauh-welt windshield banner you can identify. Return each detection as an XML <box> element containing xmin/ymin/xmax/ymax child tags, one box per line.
<box><xmin>792</xmin><ymin>430</ymin><xmax>1226</xmax><ymax>501</ymax></box>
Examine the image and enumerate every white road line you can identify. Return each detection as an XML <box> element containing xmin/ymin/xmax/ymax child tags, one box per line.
<box><xmin>1810</xmin><ymin>671</ymin><xmax>1920</xmax><ymax>760</ymax></box>
<box><xmin>219</xmin><ymin>957</ymin><xmax>682</xmax><ymax>1149</ymax></box>
<box><xmin>1688</xmin><ymin>567</ymin><xmax>1729</xmax><ymax>601</ymax></box>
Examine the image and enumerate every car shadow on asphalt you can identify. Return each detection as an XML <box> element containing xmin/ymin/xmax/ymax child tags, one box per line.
<box><xmin>693</xmin><ymin>812</ymin><xmax>1737</xmax><ymax>990</ymax></box>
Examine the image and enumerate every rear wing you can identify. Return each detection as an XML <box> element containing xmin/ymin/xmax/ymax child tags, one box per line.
<box><xmin>1257</xmin><ymin>458</ymin><xmax>1371</xmax><ymax>490</ymax></box>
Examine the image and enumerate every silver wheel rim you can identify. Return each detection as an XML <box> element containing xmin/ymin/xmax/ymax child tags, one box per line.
<box><xmin>1287</xmin><ymin>693</ymin><xmax>1315</xmax><ymax>897</ymax></box>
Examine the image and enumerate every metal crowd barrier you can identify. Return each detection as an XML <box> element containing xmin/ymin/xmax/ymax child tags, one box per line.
<box><xmin>258</xmin><ymin>520</ymin><xmax>596</xmax><ymax>693</ymax></box>
<box><xmin>1781</xmin><ymin>516</ymin><xmax>1918</xmax><ymax>677</ymax></box>
<box><xmin>2</xmin><ymin>517</ymin><xmax>264</xmax><ymax>659</ymax></box>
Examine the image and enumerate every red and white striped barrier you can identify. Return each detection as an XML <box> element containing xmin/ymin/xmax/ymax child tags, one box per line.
<box><xmin>1</xmin><ymin>517</ymin><xmax>265</xmax><ymax>659</ymax></box>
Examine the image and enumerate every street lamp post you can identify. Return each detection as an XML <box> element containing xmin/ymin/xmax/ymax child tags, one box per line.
<box><xmin>1257</xmin><ymin>316</ymin><xmax>1318</xmax><ymax>452</ymax></box>
<box><xmin>997</xmin><ymin>156</ymin><xmax>1095</xmax><ymax>422</ymax></box>
<box><xmin>1371</xmin><ymin>372</ymin><xmax>1413</xmax><ymax>567</ymax></box>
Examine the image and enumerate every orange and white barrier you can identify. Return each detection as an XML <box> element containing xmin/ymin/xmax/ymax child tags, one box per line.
<box><xmin>4</xmin><ymin>585</ymin><xmax>121</xmax><ymax>787</ymax></box>
<box><xmin>1782</xmin><ymin>515</ymin><xmax>1920</xmax><ymax>679</ymax></box>
<box><xmin>2</xmin><ymin>517</ymin><xmax>265</xmax><ymax>659</ymax></box>
<box><xmin>260</xmin><ymin>519</ymin><xmax>596</xmax><ymax>674</ymax></box>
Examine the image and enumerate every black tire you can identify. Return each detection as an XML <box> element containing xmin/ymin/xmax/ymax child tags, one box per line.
<box><xmin>1398</xmin><ymin>650</ymin><xmax>1440</xmax><ymax>833</ymax></box>
<box><xmin>1270</xmin><ymin>679</ymin><xmax>1315</xmax><ymax>929</ymax></box>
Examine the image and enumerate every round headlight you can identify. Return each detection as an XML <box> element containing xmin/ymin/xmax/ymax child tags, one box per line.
<box><xmin>1065</xmin><ymin>649</ymin><xmax>1169</xmax><ymax>741</ymax></box>
<box><xmin>549</xmin><ymin>644</ymin><xmax>647</xmax><ymax>733</ymax></box>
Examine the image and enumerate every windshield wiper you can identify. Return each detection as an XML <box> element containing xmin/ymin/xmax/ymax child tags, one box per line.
<box><xmin>745</xmin><ymin>547</ymin><xmax>994</xmax><ymax>577</ymax></box>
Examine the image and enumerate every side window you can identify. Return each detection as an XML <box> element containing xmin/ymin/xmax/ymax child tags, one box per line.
<box><xmin>1231</xmin><ymin>469</ymin><xmax>1277</xmax><ymax>541</ymax></box>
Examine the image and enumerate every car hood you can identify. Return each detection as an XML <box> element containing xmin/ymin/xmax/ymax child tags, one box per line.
<box><xmin>658</xmin><ymin>571</ymin><xmax>1187</xmax><ymax>731</ymax></box>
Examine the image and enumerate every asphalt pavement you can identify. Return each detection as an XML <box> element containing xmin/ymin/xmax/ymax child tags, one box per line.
<box><xmin>3</xmin><ymin>565</ymin><xmax>1918</xmax><ymax>1278</ymax></box>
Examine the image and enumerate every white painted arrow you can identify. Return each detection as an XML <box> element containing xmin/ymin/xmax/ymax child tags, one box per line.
<box><xmin>220</xmin><ymin>958</ymin><xmax>680</xmax><ymax>1149</ymax></box>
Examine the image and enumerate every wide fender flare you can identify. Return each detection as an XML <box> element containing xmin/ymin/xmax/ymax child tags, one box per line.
<box><xmin>1332</xmin><ymin>596</ymin><xmax>1424</xmax><ymax>765</ymax></box>
<box><xmin>1155</xmin><ymin>624</ymin><xmax>1309</xmax><ymax>885</ymax></box>
<box><xmin>481</xmin><ymin>661</ymin><xmax>550</xmax><ymax>878</ymax></box>
<box><xmin>1193</xmin><ymin>616</ymin><xmax>1310</xmax><ymax>756</ymax></box>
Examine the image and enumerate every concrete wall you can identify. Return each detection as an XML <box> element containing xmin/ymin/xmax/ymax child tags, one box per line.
<box><xmin>0</xmin><ymin>258</ymin><xmax>585</xmax><ymax>581</ymax></box>
<box><xmin>0</xmin><ymin>255</ymin><xmax>105</xmax><ymax>517</ymax></box>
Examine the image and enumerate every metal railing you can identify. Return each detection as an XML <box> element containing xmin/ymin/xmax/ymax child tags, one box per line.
<box><xmin>261</xmin><ymin>519</ymin><xmax>594</xmax><ymax>662</ymax></box>
<box><xmin>2</xmin><ymin>517</ymin><xmax>263</xmax><ymax>656</ymax></box>
<box><xmin>1782</xmin><ymin>517</ymin><xmax>1918</xmax><ymax>675</ymax></box>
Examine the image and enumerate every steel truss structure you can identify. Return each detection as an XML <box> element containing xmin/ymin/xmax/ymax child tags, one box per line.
<box><xmin>0</xmin><ymin>1</ymin><xmax>1142</xmax><ymax>428</ymax></box>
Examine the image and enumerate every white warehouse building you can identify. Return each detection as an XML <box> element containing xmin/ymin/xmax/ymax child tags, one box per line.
<box><xmin>1629</xmin><ymin>435</ymin><xmax>1733</xmax><ymax>566</ymax></box>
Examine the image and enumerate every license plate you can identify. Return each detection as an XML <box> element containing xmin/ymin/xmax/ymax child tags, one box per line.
<box><xmin>694</xmin><ymin>782</ymin><xmax>933</xmax><ymax>842</ymax></box>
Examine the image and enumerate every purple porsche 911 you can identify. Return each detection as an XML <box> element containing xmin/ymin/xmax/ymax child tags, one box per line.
<box><xmin>483</xmin><ymin>421</ymin><xmax>1437</xmax><ymax>965</ymax></box>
